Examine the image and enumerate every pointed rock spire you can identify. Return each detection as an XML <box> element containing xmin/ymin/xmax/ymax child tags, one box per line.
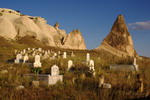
<box><xmin>96</xmin><ymin>15</ymin><xmax>136</xmax><ymax>57</ymax></box>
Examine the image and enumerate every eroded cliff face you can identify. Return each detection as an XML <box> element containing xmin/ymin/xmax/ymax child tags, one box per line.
<box><xmin>0</xmin><ymin>8</ymin><xmax>86</xmax><ymax>49</ymax></box>
<box><xmin>96</xmin><ymin>15</ymin><xmax>136</xmax><ymax>57</ymax></box>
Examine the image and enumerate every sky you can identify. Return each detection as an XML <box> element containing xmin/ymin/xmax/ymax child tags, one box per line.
<box><xmin>1</xmin><ymin>0</ymin><xmax>150</xmax><ymax>57</ymax></box>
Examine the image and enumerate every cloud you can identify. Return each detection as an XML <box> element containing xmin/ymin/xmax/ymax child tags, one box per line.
<box><xmin>128</xmin><ymin>21</ymin><xmax>150</xmax><ymax>30</ymax></box>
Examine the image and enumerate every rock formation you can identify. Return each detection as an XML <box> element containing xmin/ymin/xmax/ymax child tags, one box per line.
<box><xmin>96</xmin><ymin>15</ymin><xmax>136</xmax><ymax>57</ymax></box>
<box><xmin>0</xmin><ymin>8</ymin><xmax>86</xmax><ymax>49</ymax></box>
<box><xmin>62</xmin><ymin>30</ymin><xmax>86</xmax><ymax>49</ymax></box>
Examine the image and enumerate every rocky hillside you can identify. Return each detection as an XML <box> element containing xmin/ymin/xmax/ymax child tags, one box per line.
<box><xmin>96</xmin><ymin>15</ymin><xmax>136</xmax><ymax>57</ymax></box>
<box><xmin>0</xmin><ymin>8</ymin><xmax>86</xmax><ymax>50</ymax></box>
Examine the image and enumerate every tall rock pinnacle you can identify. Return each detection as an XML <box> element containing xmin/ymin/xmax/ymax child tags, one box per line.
<box><xmin>96</xmin><ymin>15</ymin><xmax>136</xmax><ymax>57</ymax></box>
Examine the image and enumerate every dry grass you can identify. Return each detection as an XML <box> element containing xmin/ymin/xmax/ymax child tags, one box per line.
<box><xmin>0</xmin><ymin>39</ymin><xmax>150</xmax><ymax>100</ymax></box>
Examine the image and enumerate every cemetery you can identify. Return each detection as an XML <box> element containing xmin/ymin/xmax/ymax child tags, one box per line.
<box><xmin>0</xmin><ymin>47</ymin><xmax>150</xmax><ymax>100</ymax></box>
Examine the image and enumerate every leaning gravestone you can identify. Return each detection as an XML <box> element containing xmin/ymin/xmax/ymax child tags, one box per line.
<box><xmin>68</xmin><ymin>60</ymin><xmax>73</xmax><ymax>70</ymax></box>
<box><xmin>33</xmin><ymin>55</ymin><xmax>41</xmax><ymax>67</ymax></box>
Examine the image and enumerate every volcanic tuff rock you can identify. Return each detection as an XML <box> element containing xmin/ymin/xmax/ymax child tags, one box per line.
<box><xmin>96</xmin><ymin>15</ymin><xmax>136</xmax><ymax>57</ymax></box>
<box><xmin>0</xmin><ymin>8</ymin><xmax>86</xmax><ymax>49</ymax></box>
<box><xmin>62</xmin><ymin>30</ymin><xmax>86</xmax><ymax>49</ymax></box>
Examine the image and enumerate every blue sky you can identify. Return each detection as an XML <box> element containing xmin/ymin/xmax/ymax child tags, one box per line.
<box><xmin>1</xmin><ymin>0</ymin><xmax>150</xmax><ymax>57</ymax></box>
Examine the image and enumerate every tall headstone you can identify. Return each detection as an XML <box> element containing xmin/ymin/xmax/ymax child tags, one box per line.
<box><xmin>86</xmin><ymin>53</ymin><xmax>90</xmax><ymax>62</ymax></box>
<box><xmin>133</xmin><ymin>57</ymin><xmax>139</xmax><ymax>71</ymax></box>
<box><xmin>23</xmin><ymin>54</ymin><xmax>29</xmax><ymax>63</ymax></box>
<box><xmin>33</xmin><ymin>55</ymin><xmax>41</xmax><ymax>67</ymax></box>
<box><xmin>86</xmin><ymin>53</ymin><xmax>90</xmax><ymax>65</ymax></box>
<box><xmin>89</xmin><ymin>60</ymin><xmax>95</xmax><ymax>71</ymax></box>
<box><xmin>63</xmin><ymin>52</ymin><xmax>67</xmax><ymax>59</ymax></box>
<box><xmin>68</xmin><ymin>60</ymin><xmax>73</xmax><ymax>70</ymax></box>
<box><xmin>51</xmin><ymin>65</ymin><xmax>59</xmax><ymax>76</ymax></box>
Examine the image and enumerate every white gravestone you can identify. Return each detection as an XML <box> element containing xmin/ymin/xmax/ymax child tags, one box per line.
<box><xmin>86</xmin><ymin>53</ymin><xmax>90</xmax><ymax>65</ymax></box>
<box><xmin>23</xmin><ymin>49</ymin><xmax>26</xmax><ymax>54</ymax></box>
<box><xmin>33</xmin><ymin>55</ymin><xmax>41</xmax><ymax>67</ymax></box>
<box><xmin>134</xmin><ymin>57</ymin><xmax>136</xmax><ymax>65</ymax></box>
<box><xmin>68</xmin><ymin>60</ymin><xmax>73</xmax><ymax>70</ymax></box>
<box><xmin>23</xmin><ymin>54</ymin><xmax>29</xmax><ymax>63</ymax></box>
<box><xmin>86</xmin><ymin>53</ymin><xmax>90</xmax><ymax>61</ymax></box>
<box><xmin>51</xmin><ymin>65</ymin><xmax>59</xmax><ymax>76</ymax></box>
<box><xmin>63</xmin><ymin>52</ymin><xmax>67</xmax><ymax>59</ymax></box>
<box><xmin>32</xmin><ymin>48</ymin><xmax>35</xmax><ymax>51</ymax></box>
<box><xmin>54</xmin><ymin>53</ymin><xmax>57</xmax><ymax>57</ymax></box>
<box><xmin>20</xmin><ymin>51</ymin><xmax>23</xmax><ymax>55</ymax></box>
<box><xmin>14</xmin><ymin>54</ymin><xmax>22</xmax><ymax>63</ymax></box>
<box><xmin>38</xmin><ymin>48</ymin><xmax>42</xmax><ymax>52</ymax></box>
<box><xmin>28</xmin><ymin>48</ymin><xmax>30</xmax><ymax>51</ymax></box>
<box><xmin>89</xmin><ymin>60</ymin><xmax>95</xmax><ymax>71</ymax></box>
<box><xmin>133</xmin><ymin>58</ymin><xmax>139</xmax><ymax>71</ymax></box>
